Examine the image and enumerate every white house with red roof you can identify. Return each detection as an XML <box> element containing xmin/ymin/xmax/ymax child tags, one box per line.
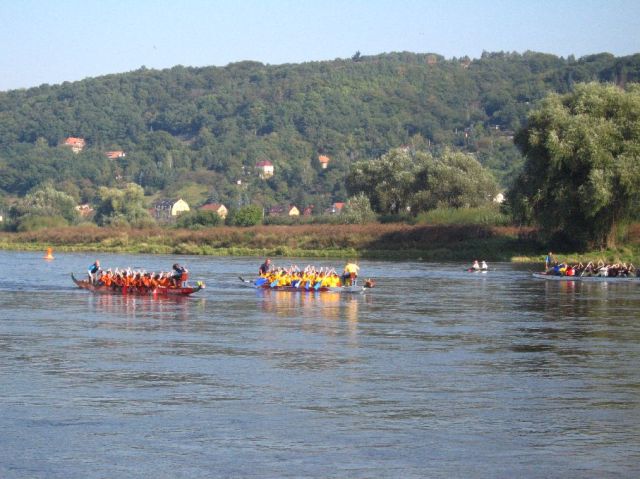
<box><xmin>63</xmin><ymin>137</ymin><xmax>86</xmax><ymax>153</ymax></box>
<box><xmin>256</xmin><ymin>159</ymin><xmax>274</xmax><ymax>179</ymax></box>
<box><xmin>318</xmin><ymin>155</ymin><xmax>330</xmax><ymax>169</ymax></box>
<box><xmin>199</xmin><ymin>203</ymin><xmax>228</xmax><ymax>219</ymax></box>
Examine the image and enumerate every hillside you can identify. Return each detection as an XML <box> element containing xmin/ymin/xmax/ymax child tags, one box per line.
<box><xmin>0</xmin><ymin>50</ymin><xmax>638</xmax><ymax>211</ymax></box>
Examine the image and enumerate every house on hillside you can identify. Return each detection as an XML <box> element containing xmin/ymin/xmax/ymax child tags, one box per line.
<box><xmin>63</xmin><ymin>137</ymin><xmax>86</xmax><ymax>153</ymax></box>
<box><xmin>268</xmin><ymin>205</ymin><xmax>299</xmax><ymax>217</ymax></box>
<box><xmin>105</xmin><ymin>150</ymin><xmax>126</xmax><ymax>160</ymax></box>
<box><xmin>199</xmin><ymin>203</ymin><xmax>228</xmax><ymax>219</ymax></box>
<box><xmin>256</xmin><ymin>159</ymin><xmax>274</xmax><ymax>179</ymax></box>
<box><xmin>153</xmin><ymin>198</ymin><xmax>190</xmax><ymax>221</ymax></box>
<box><xmin>318</xmin><ymin>155</ymin><xmax>330</xmax><ymax>169</ymax></box>
<box><xmin>326</xmin><ymin>202</ymin><xmax>345</xmax><ymax>214</ymax></box>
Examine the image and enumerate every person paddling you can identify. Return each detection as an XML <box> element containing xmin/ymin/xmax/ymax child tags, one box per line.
<box><xmin>342</xmin><ymin>261</ymin><xmax>360</xmax><ymax>286</ymax></box>
<box><xmin>259</xmin><ymin>258</ymin><xmax>272</xmax><ymax>276</ymax></box>
<box><xmin>171</xmin><ymin>263</ymin><xmax>188</xmax><ymax>287</ymax></box>
<box><xmin>545</xmin><ymin>252</ymin><xmax>556</xmax><ymax>272</ymax></box>
<box><xmin>88</xmin><ymin>260</ymin><xmax>101</xmax><ymax>284</ymax></box>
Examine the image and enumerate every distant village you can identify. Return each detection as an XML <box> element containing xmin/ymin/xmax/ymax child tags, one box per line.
<box><xmin>63</xmin><ymin>137</ymin><xmax>346</xmax><ymax>223</ymax></box>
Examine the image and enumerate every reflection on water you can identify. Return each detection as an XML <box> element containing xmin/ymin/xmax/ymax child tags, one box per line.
<box><xmin>89</xmin><ymin>293</ymin><xmax>202</xmax><ymax>322</ymax></box>
<box><xmin>1</xmin><ymin>253</ymin><xmax>640</xmax><ymax>478</ymax></box>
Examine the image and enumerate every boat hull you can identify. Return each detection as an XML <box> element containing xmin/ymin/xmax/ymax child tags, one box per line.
<box><xmin>72</xmin><ymin>274</ymin><xmax>203</xmax><ymax>296</ymax></box>
<box><xmin>532</xmin><ymin>272</ymin><xmax>640</xmax><ymax>282</ymax></box>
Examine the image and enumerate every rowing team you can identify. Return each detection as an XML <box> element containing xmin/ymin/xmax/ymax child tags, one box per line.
<box><xmin>88</xmin><ymin>262</ymin><xmax>189</xmax><ymax>288</ymax></box>
<box><xmin>259</xmin><ymin>258</ymin><xmax>367</xmax><ymax>287</ymax></box>
<box><xmin>545</xmin><ymin>261</ymin><xmax>639</xmax><ymax>278</ymax></box>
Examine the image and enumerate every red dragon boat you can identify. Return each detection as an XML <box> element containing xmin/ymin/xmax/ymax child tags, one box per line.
<box><xmin>71</xmin><ymin>273</ymin><xmax>204</xmax><ymax>297</ymax></box>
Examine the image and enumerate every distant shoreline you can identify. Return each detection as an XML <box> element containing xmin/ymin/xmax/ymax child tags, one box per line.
<box><xmin>0</xmin><ymin>224</ymin><xmax>638</xmax><ymax>263</ymax></box>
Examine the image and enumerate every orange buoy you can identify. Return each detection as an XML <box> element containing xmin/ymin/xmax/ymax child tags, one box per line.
<box><xmin>44</xmin><ymin>248</ymin><xmax>54</xmax><ymax>260</ymax></box>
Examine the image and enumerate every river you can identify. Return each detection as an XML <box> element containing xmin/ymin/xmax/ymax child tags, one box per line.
<box><xmin>1</xmin><ymin>251</ymin><xmax>639</xmax><ymax>478</ymax></box>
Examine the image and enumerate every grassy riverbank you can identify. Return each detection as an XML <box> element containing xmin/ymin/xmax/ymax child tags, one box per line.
<box><xmin>1</xmin><ymin>223</ymin><xmax>639</xmax><ymax>263</ymax></box>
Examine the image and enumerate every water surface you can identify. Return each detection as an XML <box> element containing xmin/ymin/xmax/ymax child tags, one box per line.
<box><xmin>1</xmin><ymin>251</ymin><xmax>639</xmax><ymax>478</ymax></box>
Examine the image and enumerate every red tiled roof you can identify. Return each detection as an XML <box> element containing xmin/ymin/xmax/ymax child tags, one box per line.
<box><xmin>64</xmin><ymin>137</ymin><xmax>85</xmax><ymax>146</ymax></box>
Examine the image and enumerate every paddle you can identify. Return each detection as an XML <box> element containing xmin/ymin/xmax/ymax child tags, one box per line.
<box><xmin>270</xmin><ymin>278</ymin><xmax>279</xmax><ymax>287</ymax></box>
<box><xmin>255</xmin><ymin>277</ymin><xmax>268</xmax><ymax>286</ymax></box>
<box><xmin>313</xmin><ymin>280</ymin><xmax>322</xmax><ymax>290</ymax></box>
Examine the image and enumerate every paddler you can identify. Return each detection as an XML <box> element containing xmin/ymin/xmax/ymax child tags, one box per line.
<box><xmin>171</xmin><ymin>263</ymin><xmax>188</xmax><ymax>287</ymax></box>
<box><xmin>342</xmin><ymin>260</ymin><xmax>360</xmax><ymax>286</ymax></box>
<box><xmin>259</xmin><ymin>258</ymin><xmax>272</xmax><ymax>276</ymax></box>
<box><xmin>88</xmin><ymin>259</ymin><xmax>101</xmax><ymax>284</ymax></box>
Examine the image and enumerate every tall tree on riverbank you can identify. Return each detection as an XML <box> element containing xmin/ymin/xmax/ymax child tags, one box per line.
<box><xmin>346</xmin><ymin>148</ymin><xmax>498</xmax><ymax>215</ymax></box>
<box><xmin>508</xmin><ymin>83</ymin><xmax>640</xmax><ymax>248</ymax></box>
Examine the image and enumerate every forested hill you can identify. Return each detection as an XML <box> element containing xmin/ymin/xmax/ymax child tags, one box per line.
<box><xmin>1</xmin><ymin>51</ymin><xmax>639</xmax><ymax>210</ymax></box>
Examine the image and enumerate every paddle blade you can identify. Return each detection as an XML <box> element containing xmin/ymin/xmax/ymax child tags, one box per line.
<box><xmin>255</xmin><ymin>278</ymin><xmax>267</xmax><ymax>286</ymax></box>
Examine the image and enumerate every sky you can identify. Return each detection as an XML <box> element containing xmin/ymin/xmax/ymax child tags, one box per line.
<box><xmin>0</xmin><ymin>0</ymin><xmax>639</xmax><ymax>91</ymax></box>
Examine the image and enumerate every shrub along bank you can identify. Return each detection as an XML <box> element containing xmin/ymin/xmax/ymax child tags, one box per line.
<box><xmin>0</xmin><ymin>223</ymin><xmax>638</xmax><ymax>263</ymax></box>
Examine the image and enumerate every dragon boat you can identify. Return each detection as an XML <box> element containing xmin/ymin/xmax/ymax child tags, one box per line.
<box><xmin>532</xmin><ymin>272</ymin><xmax>640</xmax><ymax>282</ymax></box>
<box><xmin>72</xmin><ymin>273</ymin><xmax>205</xmax><ymax>296</ymax></box>
<box><xmin>240</xmin><ymin>277</ymin><xmax>374</xmax><ymax>294</ymax></box>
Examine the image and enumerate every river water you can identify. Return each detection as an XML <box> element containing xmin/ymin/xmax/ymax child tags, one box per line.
<box><xmin>1</xmin><ymin>250</ymin><xmax>639</xmax><ymax>478</ymax></box>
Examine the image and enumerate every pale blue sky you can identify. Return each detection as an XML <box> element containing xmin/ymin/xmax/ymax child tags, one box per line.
<box><xmin>0</xmin><ymin>0</ymin><xmax>638</xmax><ymax>91</ymax></box>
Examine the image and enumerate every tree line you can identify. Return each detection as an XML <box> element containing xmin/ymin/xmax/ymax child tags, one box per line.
<box><xmin>1</xmin><ymin>51</ymin><xmax>638</xmax><ymax>206</ymax></box>
<box><xmin>1</xmin><ymin>51</ymin><xmax>639</xmax><ymax>249</ymax></box>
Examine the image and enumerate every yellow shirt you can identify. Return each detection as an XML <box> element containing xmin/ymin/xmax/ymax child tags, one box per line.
<box><xmin>344</xmin><ymin>263</ymin><xmax>360</xmax><ymax>274</ymax></box>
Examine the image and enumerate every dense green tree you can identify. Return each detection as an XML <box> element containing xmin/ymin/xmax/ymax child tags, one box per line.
<box><xmin>347</xmin><ymin>148</ymin><xmax>498</xmax><ymax>214</ymax></box>
<box><xmin>508</xmin><ymin>83</ymin><xmax>640</xmax><ymax>248</ymax></box>
<box><xmin>7</xmin><ymin>184</ymin><xmax>78</xmax><ymax>231</ymax></box>
<box><xmin>411</xmin><ymin>149</ymin><xmax>498</xmax><ymax>211</ymax></box>
<box><xmin>0</xmin><ymin>51</ymin><xmax>637</xmax><ymax>217</ymax></box>
<box><xmin>94</xmin><ymin>183</ymin><xmax>154</xmax><ymax>227</ymax></box>
<box><xmin>341</xmin><ymin>192</ymin><xmax>377</xmax><ymax>224</ymax></box>
<box><xmin>227</xmin><ymin>204</ymin><xmax>263</xmax><ymax>226</ymax></box>
<box><xmin>175</xmin><ymin>209</ymin><xmax>222</xmax><ymax>229</ymax></box>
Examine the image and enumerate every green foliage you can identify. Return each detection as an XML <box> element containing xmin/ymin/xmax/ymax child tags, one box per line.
<box><xmin>94</xmin><ymin>183</ymin><xmax>155</xmax><ymax>228</ymax></box>
<box><xmin>227</xmin><ymin>204</ymin><xmax>263</xmax><ymax>227</ymax></box>
<box><xmin>508</xmin><ymin>82</ymin><xmax>640</xmax><ymax>249</ymax></box>
<box><xmin>7</xmin><ymin>184</ymin><xmax>78</xmax><ymax>230</ymax></box>
<box><xmin>346</xmin><ymin>148</ymin><xmax>498</xmax><ymax>215</ymax></box>
<box><xmin>341</xmin><ymin>192</ymin><xmax>377</xmax><ymax>224</ymax></box>
<box><xmin>411</xmin><ymin>148</ymin><xmax>498</xmax><ymax>211</ymax></box>
<box><xmin>175</xmin><ymin>209</ymin><xmax>222</xmax><ymax>229</ymax></box>
<box><xmin>0</xmin><ymin>51</ymin><xmax>637</xmax><ymax>216</ymax></box>
<box><xmin>0</xmin><ymin>52</ymin><xmax>640</xmax><ymax>219</ymax></box>
<box><xmin>16</xmin><ymin>215</ymin><xmax>70</xmax><ymax>232</ymax></box>
<box><xmin>416</xmin><ymin>206</ymin><xmax>511</xmax><ymax>226</ymax></box>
